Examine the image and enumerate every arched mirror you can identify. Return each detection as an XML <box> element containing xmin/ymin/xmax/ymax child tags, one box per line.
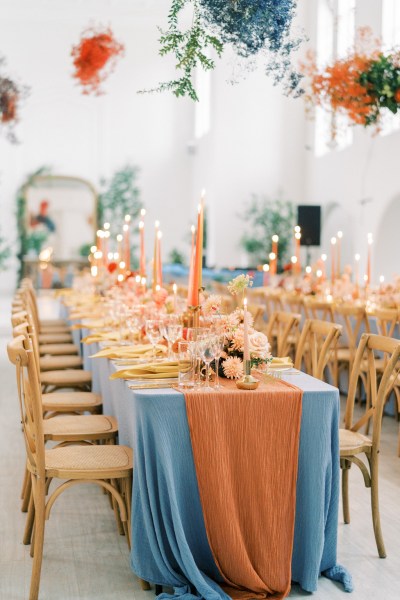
<box><xmin>19</xmin><ymin>174</ymin><xmax>97</xmax><ymax>286</ymax></box>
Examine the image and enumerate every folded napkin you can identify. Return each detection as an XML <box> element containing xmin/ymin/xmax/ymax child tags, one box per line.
<box><xmin>71</xmin><ymin>319</ymin><xmax>108</xmax><ymax>330</ymax></box>
<box><xmin>91</xmin><ymin>344</ymin><xmax>166</xmax><ymax>359</ymax></box>
<box><xmin>109</xmin><ymin>361</ymin><xmax>178</xmax><ymax>380</ymax></box>
<box><xmin>270</xmin><ymin>356</ymin><xmax>294</xmax><ymax>367</ymax></box>
<box><xmin>82</xmin><ymin>330</ymin><xmax>130</xmax><ymax>344</ymax></box>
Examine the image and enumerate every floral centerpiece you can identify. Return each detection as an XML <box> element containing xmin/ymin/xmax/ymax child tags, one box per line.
<box><xmin>202</xmin><ymin>275</ymin><xmax>272</xmax><ymax>379</ymax></box>
<box><xmin>301</xmin><ymin>27</ymin><xmax>400</xmax><ymax>129</ymax></box>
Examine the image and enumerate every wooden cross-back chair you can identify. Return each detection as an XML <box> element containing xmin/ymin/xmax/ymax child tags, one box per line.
<box><xmin>13</xmin><ymin>318</ymin><xmax>92</xmax><ymax>394</ymax></box>
<box><xmin>303</xmin><ymin>297</ymin><xmax>335</xmax><ymax>322</ymax></box>
<box><xmin>264</xmin><ymin>289</ymin><xmax>283</xmax><ymax>320</ymax></box>
<box><xmin>20</xmin><ymin>279</ymin><xmax>69</xmax><ymax>331</ymax></box>
<box><xmin>333</xmin><ymin>303</ymin><xmax>370</xmax><ymax>390</ymax></box>
<box><xmin>281</xmin><ymin>292</ymin><xmax>304</xmax><ymax>317</ymax></box>
<box><xmin>15</xmin><ymin>286</ymin><xmax>73</xmax><ymax>344</ymax></box>
<box><xmin>340</xmin><ymin>333</ymin><xmax>400</xmax><ymax>558</ymax></box>
<box><xmin>247</xmin><ymin>303</ymin><xmax>266</xmax><ymax>332</ymax></box>
<box><xmin>7</xmin><ymin>335</ymin><xmax>149</xmax><ymax>600</ymax></box>
<box><xmin>12</xmin><ymin>321</ymin><xmax>102</xmax><ymax>422</ymax></box>
<box><xmin>365</xmin><ymin>307</ymin><xmax>400</xmax><ymax>448</ymax></box>
<box><xmin>266</xmin><ymin>311</ymin><xmax>301</xmax><ymax>358</ymax></box>
<box><xmin>294</xmin><ymin>318</ymin><xmax>342</xmax><ymax>381</ymax></box>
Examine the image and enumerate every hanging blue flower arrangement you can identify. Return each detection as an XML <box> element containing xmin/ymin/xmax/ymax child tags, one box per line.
<box><xmin>141</xmin><ymin>0</ymin><xmax>304</xmax><ymax>101</ymax></box>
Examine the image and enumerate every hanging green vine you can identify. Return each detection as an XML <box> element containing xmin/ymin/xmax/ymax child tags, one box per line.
<box><xmin>142</xmin><ymin>0</ymin><xmax>302</xmax><ymax>101</ymax></box>
<box><xmin>140</xmin><ymin>0</ymin><xmax>223</xmax><ymax>101</ymax></box>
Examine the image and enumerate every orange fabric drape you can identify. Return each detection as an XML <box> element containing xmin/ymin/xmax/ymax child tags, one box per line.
<box><xmin>184</xmin><ymin>378</ymin><xmax>303</xmax><ymax>599</ymax></box>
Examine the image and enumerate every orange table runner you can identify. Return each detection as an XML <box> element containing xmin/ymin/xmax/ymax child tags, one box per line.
<box><xmin>184</xmin><ymin>378</ymin><xmax>303</xmax><ymax>599</ymax></box>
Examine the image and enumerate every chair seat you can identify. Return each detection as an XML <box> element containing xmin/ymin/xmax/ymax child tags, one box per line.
<box><xmin>43</xmin><ymin>445</ymin><xmax>133</xmax><ymax>479</ymax></box>
<box><xmin>38</xmin><ymin>333</ymin><xmax>73</xmax><ymax>344</ymax></box>
<box><xmin>40</xmin><ymin>325</ymin><xmax>71</xmax><ymax>334</ymax></box>
<box><xmin>42</xmin><ymin>391</ymin><xmax>102</xmax><ymax>413</ymax></box>
<box><xmin>339</xmin><ymin>428</ymin><xmax>372</xmax><ymax>456</ymax></box>
<box><xmin>40</xmin><ymin>318</ymin><xmax>68</xmax><ymax>328</ymax></box>
<box><xmin>40</xmin><ymin>355</ymin><xmax>83</xmax><ymax>371</ymax></box>
<box><xmin>39</xmin><ymin>343</ymin><xmax>79</xmax><ymax>356</ymax></box>
<box><xmin>41</xmin><ymin>369</ymin><xmax>92</xmax><ymax>387</ymax></box>
<box><xmin>43</xmin><ymin>415</ymin><xmax>118</xmax><ymax>441</ymax></box>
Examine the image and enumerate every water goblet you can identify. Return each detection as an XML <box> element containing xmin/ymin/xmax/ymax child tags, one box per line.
<box><xmin>199</xmin><ymin>335</ymin><xmax>218</xmax><ymax>391</ymax></box>
<box><xmin>145</xmin><ymin>319</ymin><xmax>164</xmax><ymax>360</ymax></box>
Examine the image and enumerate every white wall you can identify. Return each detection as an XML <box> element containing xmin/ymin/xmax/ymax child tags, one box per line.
<box><xmin>1</xmin><ymin>0</ymin><xmax>399</xmax><ymax>290</ymax></box>
<box><xmin>0</xmin><ymin>0</ymin><xmax>194</xmax><ymax>294</ymax></box>
<box><xmin>305</xmin><ymin>0</ymin><xmax>400</xmax><ymax>283</ymax></box>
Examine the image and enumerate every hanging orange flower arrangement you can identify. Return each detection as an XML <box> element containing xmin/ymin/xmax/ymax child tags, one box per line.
<box><xmin>0</xmin><ymin>57</ymin><xmax>29</xmax><ymax>143</ymax></box>
<box><xmin>71</xmin><ymin>26</ymin><xmax>124</xmax><ymax>95</ymax></box>
<box><xmin>301</xmin><ymin>28</ymin><xmax>400</xmax><ymax>128</ymax></box>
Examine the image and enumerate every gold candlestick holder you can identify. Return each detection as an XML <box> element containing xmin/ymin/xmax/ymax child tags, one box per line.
<box><xmin>236</xmin><ymin>359</ymin><xmax>260</xmax><ymax>390</ymax></box>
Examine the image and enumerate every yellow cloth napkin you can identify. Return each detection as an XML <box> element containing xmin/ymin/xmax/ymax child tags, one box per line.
<box><xmin>270</xmin><ymin>357</ymin><xmax>293</xmax><ymax>367</ymax></box>
<box><xmin>109</xmin><ymin>361</ymin><xmax>179</xmax><ymax>380</ymax></box>
<box><xmin>91</xmin><ymin>344</ymin><xmax>166</xmax><ymax>359</ymax></box>
<box><xmin>82</xmin><ymin>330</ymin><xmax>130</xmax><ymax>344</ymax></box>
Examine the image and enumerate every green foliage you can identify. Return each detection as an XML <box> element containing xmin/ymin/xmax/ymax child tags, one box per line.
<box><xmin>169</xmin><ymin>247</ymin><xmax>186</xmax><ymax>265</ymax></box>
<box><xmin>359</xmin><ymin>53</ymin><xmax>400</xmax><ymax>125</ymax></box>
<box><xmin>98</xmin><ymin>165</ymin><xmax>141</xmax><ymax>232</ymax></box>
<box><xmin>140</xmin><ymin>0</ymin><xmax>223</xmax><ymax>101</ymax></box>
<box><xmin>26</xmin><ymin>230</ymin><xmax>48</xmax><ymax>255</ymax></box>
<box><xmin>0</xmin><ymin>227</ymin><xmax>11</xmax><ymax>271</ymax></box>
<box><xmin>240</xmin><ymin>196</ymin><xmax>296</xmax><ymax>269</ymax></box>
<box><xmin>79</xmin><ymin>243</ymin><xmax>92</xmax><ymax>258</ymax></box>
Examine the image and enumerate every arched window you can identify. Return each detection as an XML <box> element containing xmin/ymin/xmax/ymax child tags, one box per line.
<box><xmin>380</xmin><ymin>0</ymin><xmax>400</xmax><ymax>135</ymax></box>
<box><xmin>314</xmin><ymin>0</ymin><xmax>356</xmax><ymax>156</ymax></box>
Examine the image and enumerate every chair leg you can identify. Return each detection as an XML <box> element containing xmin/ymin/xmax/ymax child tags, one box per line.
<box><xmin>370</xmin><ymin>457</ymin><xmax>386</xmax><ymax>558</ymax></box>
<box><xmin>23</xmin><ymin>492</ymin><xmax>36</xmax><ymax>545</ymax></box>
<box><xmin>21</xmin><ymin>465</ymin><xmax>29</xmax><ymax>500</ymax></box>
<box><xmin>22</xmin><ymin>472</ymin><xmax>32</xmax><ymax>513</ymax></box>
<box><xmin>341</xmin><ymin>461</ymin><xmax>351</xmax><ymax>524</ymax></box>
<box><xmin>29</xmin><ymin>478</ymin><xmax>46</xmax><ymax>600</ymax></box>
<box><xmin>110</xmin><ymin>479</ymin><xmax>125</xmax><ymax>536</ymax></box>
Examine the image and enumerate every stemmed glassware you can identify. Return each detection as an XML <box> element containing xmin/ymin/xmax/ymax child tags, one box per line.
<box><xmin>198</xmin><ymin>335</ymin><xmax>218</xmax><ymax>391</ymax></box>
<box><xmin>212</xmin><ymin>334</ymin><xmax>226</xmax><ymax>390</ymax></box>
<box><xmin>161</xmin><ymin>315</ymin><xmax>183</xmax><ymax>359</ymax></box>
<box><xmin>127</xmin><ymin>307</ymin><xmax>143</xmax><ymax>344</ymax></box>
<box><xmin>145</xmin><ymin>319</ymin><xmax>164</xmax><ymax>360</ymax></box>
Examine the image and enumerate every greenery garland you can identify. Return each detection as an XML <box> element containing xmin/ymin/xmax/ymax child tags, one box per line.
<box><xmin>142</xmin><ymin>0</ymin><xmax>302</xmax><ymax>101</ymax></box>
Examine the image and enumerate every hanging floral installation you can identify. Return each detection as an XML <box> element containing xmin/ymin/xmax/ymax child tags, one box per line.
<box><xmin>301</xmin><ymin>27</ymin><xmax>400</xmax><ymax>128</ymax></box>
<box><xmin>71</xmin><ymin>26</ymin><xmax>124</xmax><ymax>95</ymax></box>
<box><xmin>142</xmin><ymin>0</ymin><xmax>303</xmax><ymax>101</ymax></box>
<box><xmin>0</xmin><ymin>57</ymin><xmax>29</xmax><ymax>143</ymax></box>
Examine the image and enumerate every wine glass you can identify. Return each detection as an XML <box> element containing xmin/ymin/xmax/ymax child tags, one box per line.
<box><xmin>213</xmin><ymin>334</ymin><xmax>226</xmax><ymax>390</ymax></box>
<box><xmin>199</xmin><ymin>335</ymin><xmax>218</xmax><ymax>391</ymax></box>
<box><xmin>186</xmin><ymin>328</ymin><xmax>210</xmax><ymax>385</ymax></box>
<box><xmin>162</xmin><ymin>315</ymin><xmax>183</xmax><ymax>358</ymax></box>
<box><xmin>145</xmin><ymin>319</ymin><xmax>163</xmax><ymax>360</ymax></box>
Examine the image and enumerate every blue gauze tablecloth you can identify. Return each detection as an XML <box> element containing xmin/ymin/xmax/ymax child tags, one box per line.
<box><xmin>82</xmin><ymin>333</ymin><xmax>352</xmax><ymax>598</ymax></box>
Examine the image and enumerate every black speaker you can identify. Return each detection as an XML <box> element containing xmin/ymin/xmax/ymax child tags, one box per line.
<box><xmin>297</xmin><ymin>205</ymin><xmax>321</xmax><ymax>247</ymax></box>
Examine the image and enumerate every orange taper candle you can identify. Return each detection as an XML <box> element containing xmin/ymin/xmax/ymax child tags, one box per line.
<box><xmin>187</xmin><ymin>225</ymin><xmax>196</xmax><ymax>307</ymax></box>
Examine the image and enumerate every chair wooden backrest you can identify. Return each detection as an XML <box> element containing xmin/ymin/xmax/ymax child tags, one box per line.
<box><xmin>247</xmin><ymin>303</ymin><xmax>265</xmax><ymax>331</ymax></box>
<box><xmin>264</xmin><ymin>289</ymin><xmax>283</xmax><ymax>320</ymax></box>
<box><xmin>303</xmin><ymin>297</ymin><xmax>335</xmax><ymax>322</ymax></box>
<box><xmin>7</xmin><ymin>335</ymin><xmax>46</xmax><ymax>480</ymax></box>
<box><xmin>334</xmin><ymin>303</ymin><xmax>370</xmax><ymax>362</ymax></box>
<box><xmin>294</xmin><ymin>318</ymin><xmax>342</xmax><ymax>380</ymax></box>
<box><xmin>344</xmin><ymin>333</ymin><xmax>400</xmax><ymax>452</ymax></box>
<box><xmin>266</xmin><ymin>311</ymin><xmax>301</xmax><ymax>357</ymax></box>
<box><xmin>281</xmin><ymin>293</ymin><xmax>304</xmax><ymax>317</ymax></box>
<box><xmin>369</xmin><ymin>307</ymin><xmax>399</xmax><ymax>339</ymax></box>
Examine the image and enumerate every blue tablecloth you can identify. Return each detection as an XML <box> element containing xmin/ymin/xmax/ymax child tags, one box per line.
<box><xmin>83</xmin><ymin>339</ymin><xmax>352</xmax><ymax>597</ymax></box>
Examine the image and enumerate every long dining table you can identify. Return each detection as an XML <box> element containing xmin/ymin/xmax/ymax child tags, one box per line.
<box><xmin>74</xmin><ymin>321</ymin><xmax>352</xmax><ymax>599</ymax></box>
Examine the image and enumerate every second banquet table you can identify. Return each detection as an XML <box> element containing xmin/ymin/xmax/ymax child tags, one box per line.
<box><xmin>81</xmin><ymin>334</ymin><xmax>351</xmax><ymax>598</ymax></box>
